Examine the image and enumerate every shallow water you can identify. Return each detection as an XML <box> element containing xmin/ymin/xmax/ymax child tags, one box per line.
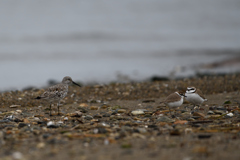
<box><xmin>0</xmin><ymin>0</ymin><xmax>240</xmax><ymax>90</ymax></box>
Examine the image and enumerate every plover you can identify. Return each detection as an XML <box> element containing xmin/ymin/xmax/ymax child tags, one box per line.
<box><xmin>185</xmin><ymin>87</ymin><xmax>207</xmax><ymax>109</ymax></box>
<box><xmin>35</xmin><ymin>76</ymin><xmax>81</xmax><ymax>116</ymax></box>
<box><xmin>162</xmin><ymin>91</ymin><xmax>186</xmax><ymax>117</ymax></box>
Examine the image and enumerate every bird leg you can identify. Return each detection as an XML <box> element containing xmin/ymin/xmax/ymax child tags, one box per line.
<box><xmin>57</xmin><ymin>101</ymin><xmax>60</xmax><ymax>115</ymax></box>
<box><xmin>49</xmin><ymin>104</ymin><xmax>52</xmax><ymax>116</ymax></box>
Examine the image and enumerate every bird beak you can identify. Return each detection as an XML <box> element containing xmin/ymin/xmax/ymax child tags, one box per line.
<box><xmin>73</xmin><ymin>81</ymin><xmax>81</xmax><ymax>87</ymax></box>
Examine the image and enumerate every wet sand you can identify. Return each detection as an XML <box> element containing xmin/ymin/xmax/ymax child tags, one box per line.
<box><xmin>0</xmin><ymin>74</ymin><xmax>240</xmax><ymax>160</ymax></box>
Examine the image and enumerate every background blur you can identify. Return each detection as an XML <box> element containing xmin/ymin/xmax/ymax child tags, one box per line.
<box><xmin>0</xmin><ymin>0</ymin><xmax>240</xmax><ymax>90</ymax></box>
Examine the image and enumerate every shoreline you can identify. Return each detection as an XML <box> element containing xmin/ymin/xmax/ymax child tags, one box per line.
<box><xmin>0</xmin><ymin>74</ymin><xmax>239</xmax><ymax>159</ymax></box>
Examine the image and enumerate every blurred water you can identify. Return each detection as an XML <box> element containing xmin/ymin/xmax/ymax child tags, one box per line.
<box><xmin>0</xmin><ymin>0</ymin><xmax>240</xmax><ymax>90</ymax></box>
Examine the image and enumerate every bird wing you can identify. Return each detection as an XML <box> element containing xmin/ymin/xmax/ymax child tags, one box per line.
<box><xmin>196</xmin><ymin>89</ymin><xmax>206</xmax><ymax>99</ymax></box>
<box><xmin>40</xmin><ymin>84</ymin><xmax>67</xmax><ymax>99</ymax></box>
<box><xmin>163</xmin><ymin>93</ymin><xmax>180</xmax><ymax>103</ymax></box>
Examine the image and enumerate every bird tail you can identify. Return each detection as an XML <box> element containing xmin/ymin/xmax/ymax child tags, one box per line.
<box><xmin>35</xmin><ymin>96</ymin><xmax>41</xmax><ymax>99</ymax></box>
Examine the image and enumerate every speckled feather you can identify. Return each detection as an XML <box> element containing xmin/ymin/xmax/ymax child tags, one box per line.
<box><xmin>39</xmin><ymin>83</ymin><xmax>68</xmax><ymax>100</ymax></box>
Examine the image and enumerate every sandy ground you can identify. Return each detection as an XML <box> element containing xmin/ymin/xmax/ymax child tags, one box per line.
<box><xmin>0</xmin><ymin>74</ymin><xmax>240</xmax><ymax>160</ymax></box>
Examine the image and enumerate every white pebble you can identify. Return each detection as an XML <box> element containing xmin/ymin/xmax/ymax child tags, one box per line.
<box><xmin>47</xmin><ymin>121</ymin><xmax>55</xmax><ymax>126</ymax></box>
<box><xmin>12</xmin><ymin>152</ymin><xmax>22</xmax><ymax>160</ymax></box>
<box><xmin>227</xmin><ymin>113</ymin><xmax>234</xmax><ymax>117</ymax></box>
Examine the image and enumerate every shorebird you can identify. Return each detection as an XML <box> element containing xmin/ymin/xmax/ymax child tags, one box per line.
<box><xmin>162</xmin><ymin>91</ymin><xmax>186</xmax><ymax>117</ymax></box>
<box><xmin>35</xmin><ymin>76</ymin><xmax>81</xmax><ymax>116</ymax></box>
<box><xmin>185</xmin><ymin>87</ymin><xmax>207</xmax><ymax>110</ymax></box>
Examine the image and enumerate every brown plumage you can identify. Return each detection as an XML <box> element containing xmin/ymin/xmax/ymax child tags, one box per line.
<box><xmin>195</xmin><ymin>88</ymin><xmax>206</xmax><ymax>99</ymax></box>
<box><xmin>163</xmin><ymin>92</ymin><xmax>181</xmax><ymax>103</ymax></box>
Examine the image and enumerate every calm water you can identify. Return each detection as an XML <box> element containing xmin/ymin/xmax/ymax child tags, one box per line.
<box><xmin>0</xmin><ymin>0</ymin><xmax>240</xmax><ymax>90</ymax></box>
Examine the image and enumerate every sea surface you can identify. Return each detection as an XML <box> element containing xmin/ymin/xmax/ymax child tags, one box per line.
<box><xmin>0</xmin><ymin>0</ymin><xmax>240</xmax><ymax>90</ymax></box>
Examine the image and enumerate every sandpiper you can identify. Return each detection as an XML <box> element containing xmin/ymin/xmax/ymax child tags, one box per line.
<box><xmin>185</xmin><ymin>86</ymin><xmax>207</xmax><ymax>109</ymax></box>
<box><xmin>35</xmin><ymin>76</ymin><xmax>81</xmax><ymax>116</ymax></box>
<box><xmin>162</xmin><ymin>91</ymin><xmax>186</xmax><ymax>117</ymax></box>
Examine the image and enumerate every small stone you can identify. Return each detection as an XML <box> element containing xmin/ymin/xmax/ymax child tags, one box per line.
<box><xmin>18</xmin><ymin>123</ymin><xmax>29</xmax><ymax>128</ymax></box>
<box><xmin>174</xmin><ymin>120</ymin><xmax>188</xmax><ymax>125</ymax></box>
<box><xmin>198</xmin><ymin>134</ymin><xmax>212</xmax><ymax>139</ymax></box>
<box><xmin>23</xmin><ymin>118</ymin><xmax>30</xmax><ymax>123</ymax></box>
<box><xmin>156</xmin><ymin>116</ymin><xmax>175</xmax><ymax>123</ymax></box>
<box><xmin>112</xmin><ymin>105</ymin><xmax>121</xmax><ymax>110</ymax></box>
<box><xmin>69</xmin><ymin>111</ymin><xmax>82</xmax><ymax>117</ymax></box>
<box><xmin>214</xmin><ymin>110</ymin><xmax>226</xmax><ymax>115</ymax></box>
<box><xmin>216</xmin><ymin>106</ymin><xmax>226</xmax><ymax>110</ymax></box>
<box><xmin>93</xmin><ymin>127</ymin><xmax>107</xmax><ymax>134</ymax></box>
<box><xmin>224</xmin><ymin>100</ymin><xmax>231</xmax><ymax>104</ymax></box>
<box><xmin>10</xmin><ymin>105</ymin><xmax>21</xmax><ymax>108</ymax></box>
<box><xmin>142</xmin><ymin>99</ymin><xmax>155</xmax><ymax>103</ymax></box>
<box><xmin>47</xmin><ymin>121</ymin><xmax>59</xmax><ymax>128</ymax></box>
<box><xmin>131</xmin><ymin>109</ymin><xmax>145</xmax><ymax>116</ymax></box>
<box><xmin>37</xmin><ymin>142</ymin><xmax>45</xmax><ymax>149</ymax></box>
<box><xmin>102</xmin><ymin>113</ymin><xmax>111</xmax><ymax>117</ymax></box>
<box><xmin>137</xmin><ymin>128</ymin><xmax>147</xmax><ymax>134</ymax></box>
<box><xmin>12</xmin><ymin>151</ymin><xmax>22</xmax><ymax>160</ymax></box>
<box><xmin>64</xmin><ymin>117</ymin><xmax>68</xmax><ymax>121</ymax></box>
<box><xmin>227</xmin><ymin>113</ymin><xmax>234</xmax><ymax>117</ymax></box>
<box><xmin>34</xmin><ymin>114</ymin><xmax>44</xmax><ymax>117</ymax></box>
<box><xmin>84</xmin><ymin>115</ymin><xmax>93</xmax><ymax>120</ymax></box>
<box><xmin>207</xmin><ymin>111</ymin><xmax>214</xmax><ymax>115</ymax></box>
<box><xmin>117</xmin><ymin>109</ymin><xmax>126</xmax><ymax>113</ymax></box>
<box><xmin>16</xmin><ymin>110</ymin><xmax>22</xmax><ymax>113</ymax></box>
<box><xmin>170</xmin><ymin>129</ymin><xmax>181</xmax><ymax>136</ymax></box>
<box><xmin>185</xmin><ymin>128</ymin><xmax>193</xmax><ymax>134</ymax></box>
<box><xmin>193</xmin><ymin>112</ymin><xmax>205</xmax><ymax>118</ymax></box>
<box><xmin>101</xmin><ymin>104</ymin><xmax>110</xmax><ymax>109</ymax></box>
<box><xmin>90</xmin><ymin>106</ymin><xmax>99</xmax><ymax>110</ymax></box>
<box><xmin>93</xmin><ymin>114</ymin><xmax>102</xmax><ymax>118</ymax></box>
<box><xmin>79</xmin><ymin>103</ymin><xmax>88</xmax><ymax>107</ymax></box>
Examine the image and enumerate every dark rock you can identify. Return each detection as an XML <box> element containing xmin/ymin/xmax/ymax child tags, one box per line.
<box><xmin>198</xmin><ymin>134</ymin><xmax>212</xmax><ymax>139</ymax></box>
<box><xmin>142</xmin><ymin>100</ymin><xmax>155</xmax><ymax>103</ymax></box>
<box><xmin>84</xmin><ymin>115</ymin><xmax>93</xmax><ymax>120</ymax></box>
<box><xmin>18</xmin><ymin>123</ymin><xmax>29</xmax><ymax>128</ymax></box>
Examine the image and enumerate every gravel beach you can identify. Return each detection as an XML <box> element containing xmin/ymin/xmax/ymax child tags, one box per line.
<box><xmin>0</xmin><ymin>74</ymin><xmax>240</xmax><ymax>160</ymax></box>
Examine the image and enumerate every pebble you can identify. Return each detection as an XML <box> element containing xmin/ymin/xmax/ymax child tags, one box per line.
<box><xmin>16</xmin><ymin>110</ymin><xmax>22</xmax><ymax>113</ymax></box>
<box><xmin>207</xmin><ymin>111</ymin><xmax>214</xmax><ymax>115</ymax></box>
<box><xmin>101</xmin><ymin>104</ymin><xmax>110</xmax><ymax>109</ymax></box>
<box><xmin>47</xmin><ymin>121</ymin><xmax>59</xmax><ymax>128</ymax></box>
<box><xmin>131</xmin><ymin>109</ymin><xmax>145</xmax><ymax>115</ymax></box>
<box><xmin>225</xmin><ymin>113</ymin><xmax>234</xmax><ymax>118</ymax></box>
<box><xmin>214</xmin><ymin>110</ymin><xmax>226</xmax><ymax>115</ymax></box>
<box><xmin>69</xmin><ymin>111</ymin><xmax>82</xmax><ymax>117</ymax></box>
<box><xmin>37</xmin><ymin>142</ymin><xmax>45</xmax><ymax>149</ymax></box>
<box><xmin>84</xmin><ymin>115</ymin><xmax>93</xmax><ymax>120</ymax></box>
<box><xmin>156</xmin><ymin>116</ymin><xmax>175</xmax><ymax>123</ymax></box>
<box><xmin>18</xmin><ymin>123</ymin><xmax>29</xmax><ymax>128</ymax></box>
<box><xmin>102</xmin><ymin>113</ymin><xmax>111</xmax><ymax>117</ymax></box>
<box><xmin>117</xmin><ymin>109</ymin><xmax>127</xmax><ymax>113</ymax></box>
<box><xmin>79</xmin><ymin>103</ymin><xmax>88</xmax><ymax>107</ymax></box>
<box><xmin>136</xmin><ymin>127</ymin><xmax>147</xmax><ymax>134</ymax></box>
<box><xmin>90</xmin><ymin>106</ymin><xmax>99</xmax><ymax>110</ymax></box>
<box><xmin>93</xmin><ymin>114</ymin><xmax>102</xmax><ymax>118</ymax></box>
<box><xmin>9</xmin><ymin>105</ymin><xmax>21</xmax><ymax>108</ymax></box>
<box><xmin>198</xmin><ymin>134</ymin><xmax>212</xmax><ymax>139</ymax></box>
<box><xmin>216</xmin><ymin>106</ymin><xmax>227</xmax><ymax>110</ymax></box>
<box><xmin>192</xmin><ymin>112</ymin><xmax>205</xmax><ymax>118</ymax></box>
<box><xmin>12</xmin><ymin>151</ymin><xmax>23</xmax><ymax>160</ymax></box>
